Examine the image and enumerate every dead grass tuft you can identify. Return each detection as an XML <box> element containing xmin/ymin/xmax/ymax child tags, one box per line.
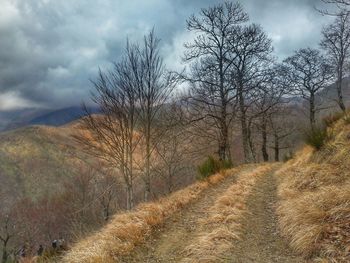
<box><xmin>61</xmin><ymin>166</ymin><xmax>245</xmax><ymax>263</ymax></box>
<box><xmin>276</xmin><ymin>119</ymin><xmax>350</xmax><ymax>262</ymax></box>
<box><xmin>181</xmin><ymin>164</ymin><xmax>275</xmax><ymax>262</ymax></box>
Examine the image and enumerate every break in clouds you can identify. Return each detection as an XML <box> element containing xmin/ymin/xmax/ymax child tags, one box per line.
<box><xmin>0</xmin><ymin>0</ymin><xmax>331</xmax><ymax>111</ymax></box>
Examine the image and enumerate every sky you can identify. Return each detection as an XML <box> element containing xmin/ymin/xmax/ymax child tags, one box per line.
<box><xmin>0</xmin><ymin>0</ymin><xmax>333</xmax><ymax>111</ymax></box>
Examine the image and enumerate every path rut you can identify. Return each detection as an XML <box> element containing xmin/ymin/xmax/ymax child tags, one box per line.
<box><xmin>123</xmin><ymin>167</ymin><xmax>303</xmax><ymax>263</ymax></box>
<box><xmin>222</xmin><ymin>170</ymin><xmax>303</xmax><ymax>263</ymax></box>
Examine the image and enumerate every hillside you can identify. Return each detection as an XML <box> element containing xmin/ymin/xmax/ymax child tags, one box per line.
<box><xmin>0</xmin><ymin>119</ymin><xmax>195</xmax><ymax>207</ymax></box>
<box><xmin>60</xmin><ymin>114</ymin><xmax>350</xmax><ymax>263</ymax></box>
<box><xmin>61</xmin><ymin>164</ymin><xmax>301</xmax><ymax>263</ymax></box>
<box><xmin>276</xmin><ymin>114</ymin><xmax>350</xmax><ymax>262</ymax></box>
<box><xmin>1</xmin><ymin>113</ymin><xmax>348</xmax><ymax>263</ymax></box>
<box><xmin>0</xmin><ymin>124</ymin><xmax>86</xmax><ymax>202</ymax></box>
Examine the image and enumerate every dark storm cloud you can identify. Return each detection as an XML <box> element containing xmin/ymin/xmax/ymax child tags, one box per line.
<box><xmin>0</xmin><ymin>0</ymin><xmax>332</xmax><ymax>111</ymax></box>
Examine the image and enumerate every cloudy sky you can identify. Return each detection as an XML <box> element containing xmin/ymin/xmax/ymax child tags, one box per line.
<box><xmin>0</xmin><ymin>0</ymin><xmax>333</xmax><ymax>111</ymax></box>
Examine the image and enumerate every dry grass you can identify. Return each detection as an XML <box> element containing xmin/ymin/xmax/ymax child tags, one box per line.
<box><xmin>181</xmin><ymin>164</ymin><xmax>275</xmax><ymax>263</ymax></box>
<box><xmin>61</xmin><ymin>166</ymin><xmax>244</xmax><ymax>263</ymax></box>
<box><xmin>276</xmin><ymin>116</ymin><xmax>350</xmax><ymax>262</ymax></box>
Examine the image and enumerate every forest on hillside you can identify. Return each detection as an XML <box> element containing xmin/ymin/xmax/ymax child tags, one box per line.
<box><xmin>1</xmin><ymin>0</ymin><xmax>350</xmax><ymax>262</ymax></box>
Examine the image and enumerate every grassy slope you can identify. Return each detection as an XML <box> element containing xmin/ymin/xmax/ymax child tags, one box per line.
<box><xmin>276</xmin><ymin>117</ymin><xmax>350</xmax><ymax>262</ymax></box>
<box><xmin>62</xmin><ymin>164</ymin><xmax>292</xmax><ymax>263</ymax></box>
<box><xmin>0</xmin><ymin>124</ymin><xmax>85</xmax><ymax>201</ymax></box>
<box><xmin>61</xmin><ymin>166</ymin><xmax>253</xmax><ymax>263</ymax></box>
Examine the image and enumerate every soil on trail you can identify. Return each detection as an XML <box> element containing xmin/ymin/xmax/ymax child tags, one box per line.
<box><xmin>124</xmin><ymin>167</ymin><xmax>303</xmax><ymax>263</ymax></box>
<box><xmin>223</xmin><ymin>171</ymin><xmax>303</xmax><ymax>263</ymax></box>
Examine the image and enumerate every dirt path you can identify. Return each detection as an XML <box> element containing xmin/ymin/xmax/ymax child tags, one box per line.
<box><xmin>122</xmin><ymin>166</ymin><xmax>255</xmax><ymax>263</ymax></box>
<box><xmin>222</xmin><ymin>171</ymin><xmax>303</xmax><ymax>263</ymax></box>
<box><xmin>123</xmin><ymin>167</ymin><xmax>303</xmax><ymax>263</ymax></box>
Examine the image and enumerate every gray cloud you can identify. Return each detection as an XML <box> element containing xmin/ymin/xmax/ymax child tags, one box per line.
<box><xmin>0</xmin><ymin>0</ymin><xmax>333</xmax><ymax>111</ymax></box>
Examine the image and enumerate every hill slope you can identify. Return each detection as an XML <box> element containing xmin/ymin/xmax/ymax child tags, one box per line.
<box><xmin>0</xmin><ymin>124</ymin><xmax>85</xmax><ymax>201</ymax></box>
<box><xmin>61</xmin><ymin>114</ymin><xmax>350</xmax><ymax>263</ymax></box>
<box><xmin>276</xmin><ymin>115</ymin><xmax>350</xmax><ymax>262</ymax></box>
<box><xmin>62</xmin><ymin>164</ymin><xmax>304</xmax><ymax>263</ymax></box>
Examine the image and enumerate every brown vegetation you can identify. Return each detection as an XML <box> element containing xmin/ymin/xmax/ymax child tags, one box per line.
<box><xmin>276</xmin><ymin>114</ymin><xmax>350</xmax><ymax>262</ymax></box>
<box><xmin>61</xmin><ymin>166</ymin><xmax>244</xmax><ymax>263</ymax></box>
<box><xmin>181</xmin><ymin>164</ymin><xmax>275</xmax><ymax>262</ymax></box>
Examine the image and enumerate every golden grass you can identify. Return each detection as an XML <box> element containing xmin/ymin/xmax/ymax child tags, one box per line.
<box><xmin>181</xmin><ymin>164</ymin><xmax>275</xmax><ymax>263</ymax></box>
<box><xmin>276</xmin><ymin>116</ymin><xmax>350</xmax><ymax>262</ymax></box>
<box><xmin>61</xmin><ymin>166</ymin><xmax>245</xmax><ymax>263</ymax></box>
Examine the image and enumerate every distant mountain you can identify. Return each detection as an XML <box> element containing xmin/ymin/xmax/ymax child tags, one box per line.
<box><xmin>29</xmin><ymin>106</ymin><xmax>99</xmax><ymax>126</ymax></box>
<box><xmin>318</xmin><ymin>76</ymin><xmax>350</xmax><ymax>109</ymax></box>
<box><xmin>0</xmin><ymin>106</ymin><xmax>99</xmax><ymax>131</ymax></box>
<box><xmin>0</xmin><ymin>108</ymin><xmax>52</xmax><ymax>131</ymax></box>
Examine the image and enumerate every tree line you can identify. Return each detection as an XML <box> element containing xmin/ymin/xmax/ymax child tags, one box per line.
<box><xmin>77</xmin><ymin>1</ymin><xmax>350</xmax><ymax>209</ymax></box>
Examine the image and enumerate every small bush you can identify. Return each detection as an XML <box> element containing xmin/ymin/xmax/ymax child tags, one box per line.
<box><xmin>304</xmin><ymin>126</ymin><xmax>329</xmax><ymax>150</ymax></box>
<box><xmin>197</xmin><ymin>156</ymin><xmax>232</xmax><ymax>180</ymax></box>
<box><xmin>220</xmin><ymin>159</ymin><xmax>233</xmax><ymax>171</ymax></box>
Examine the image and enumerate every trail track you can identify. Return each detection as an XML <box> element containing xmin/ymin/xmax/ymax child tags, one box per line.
<box><xmin>123</xmin><ymin>166</ymin><xmax>303</xmax><ymax>263</ymax></box>
<box><xmin>222</xmin><ymin>171</ymin><xmax>303</xmax><ymax>263</ymax></box>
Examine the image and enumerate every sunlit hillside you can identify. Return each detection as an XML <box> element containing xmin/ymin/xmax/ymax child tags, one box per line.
<box><xmin>0</xmin><ymin>124</ymin><xmax>84</xmax><ymax>201</ymax></box>
<box><xmin>276</xmin><ymin>113</ymin><xmax>350</xmax><ymax>262</ymax></box>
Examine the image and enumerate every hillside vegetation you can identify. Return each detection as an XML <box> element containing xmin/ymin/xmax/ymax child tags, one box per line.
<box><xmin>0</xmin><ymin>125</ymin><xmax>84</xmax><ymax>201</ymax></box>
<box><xmin>61</xmin><ymin>164</ymin><xmax>286</xmax><ymax>263</ymax></box>
<box><xmin>61</xmin><ymin>165</ymin><xmax>246</xmax><ymax>263</ymax></box>
<box><xmin>61</xmin><ymin>115</ymin><xmax>350</xmax><ymax>263</ymax></box>
<box><xmin>276</xmin><ymin>114</ymin><xmax>350</xmax><ymax>262</ymax></box>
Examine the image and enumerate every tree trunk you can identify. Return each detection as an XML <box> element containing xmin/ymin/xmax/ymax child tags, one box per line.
<box><xmin>337</xmin><ymin>68</ymin><xmax>346</xmax><ymax>112</ymax></box>
<box><xmin>2</xmin><ymin>249</ymin><xmax>7</xmax><ymax>263</ymax></box>
<box><xmin>247</xmin><ymin>121</ymin><xmax>257</xmax><ymax>163</ymax></box>
<box><xmin>218</xmin><ymin>119</ymin><xmax>230</xmax><ymax>161</ymax></box>
<box><xmin>103</xmin><ymin>202</ymin><xmax>110</xmax><ymax>221</ymax></box>
<box><xmin>144</xmin><ymin>123</ymin><xmax>151</xmax><ymax>202</ymax></box>
<box><xmin>167</xmin><ymin>167</ymin><xmax>173</xmax><ymax>194</ymax></box>
<box><xmin>238</xmin><ymin>83</ymin><xmax>252</xmax><ymax>163</ymax></box>
<box><xmin>144</xmin><ymin>180</ymin><xmax>151</xmax><ymax>202</ymax></box>
<box><xmin>218</xmin><ymin>52</ymin><xmax>231</xmax><ymax>162</ymax></box>
<box><xmin>126</xmin><ymin>183</ymin><xmax>134</xmax><ymax>210</ymax></box>
<box><xmin>144</xmin><ymin>142</ymin><xmax>151</xmax><ymax>202</ymax></box>
<box><xmin>274</xmin><ymin>132</ymin><xmax>279</xmax><ymax>162</ymax></box>
<box><xmin>143</xmin><ymin>102</ymin><xmax>152</xmax><ymax>202</ymax></box>
<box><xmin>309</xmin><ymin>92</ymin><xmax>316</xmax><ymax>129</ymax></box>
<box><xmin>261</xmin><ymin>118</ymin><xmax>269</xmax><ymax>162</ymax></box>
<box><xmin>1</xmin><ymin>238</ymin><xmax>9</xmax><ymax>263</ymax></box>
<box><xmin>127</xmin><ymin>126</ymin><xmax>135</xmax><ymax>210</ymax></box>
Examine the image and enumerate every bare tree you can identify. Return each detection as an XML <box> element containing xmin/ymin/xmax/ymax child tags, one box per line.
<box><xmin>230</xmin><ymin>23</ymin><xmax>273</xmax><ymax>163</ymax></box>
<box><xmin>153</xmin><ymin>102</ymin><xmax>191</xmax><ymax>194</ymax></box>
<box><xmin>0</xmin><ymin>194</ymin><xmax>22</xmax><ymax>263</ymax></box>
<box><xmin>252</xmin><ymin>66</ymin><xmax>289</xmax><ymax>162</ymax></box>
<box><xmin>321</xmin><ymin>0</ymin><xmax>350</xmax><ymax>11</ymax></box>
<box><xmin>321</xmin><ymin>13</ymin><xmax>350</xmax><ymax>111</ymax></box>
<box><xmin>182</xmin><ymin>1</ymin><xmax>248</xmax><ymax>162</ymax></box>
<box><xmin>323</xmin><ymin>0</ymin><xmax>350</xmax><ymax>4</ymax></box>
<box><xmin>268</xmin><ymin>106</ymin><xmax>296</xmax><ymax>162</ymax></box>
<box><xmin>0</xmin><ymin>215</ymin><xmax>14</xmax><ymax>263</ymax></box>
<box><xmin>75</xmin><ymin>42</ymin><xmax>140</xmax><ymax>210</ymax></box>
<box><xmin>284</xmin><ymin>48</ymin><xmax>333</xmax><ymax>129</ymax></box>
<box><xmin>137</xmin><ymin>30</ymin><xmax>177</xmax><ymax>201</ymax></box>
<box><xmin>97</xmin><ymin>173</ymin><xmax>119</xmax><ymax>221</ymax></box>
<box><xmin>321</xmin><ymin>0</ymin><xmax>350</xmax><ymax>15</ymax></box>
